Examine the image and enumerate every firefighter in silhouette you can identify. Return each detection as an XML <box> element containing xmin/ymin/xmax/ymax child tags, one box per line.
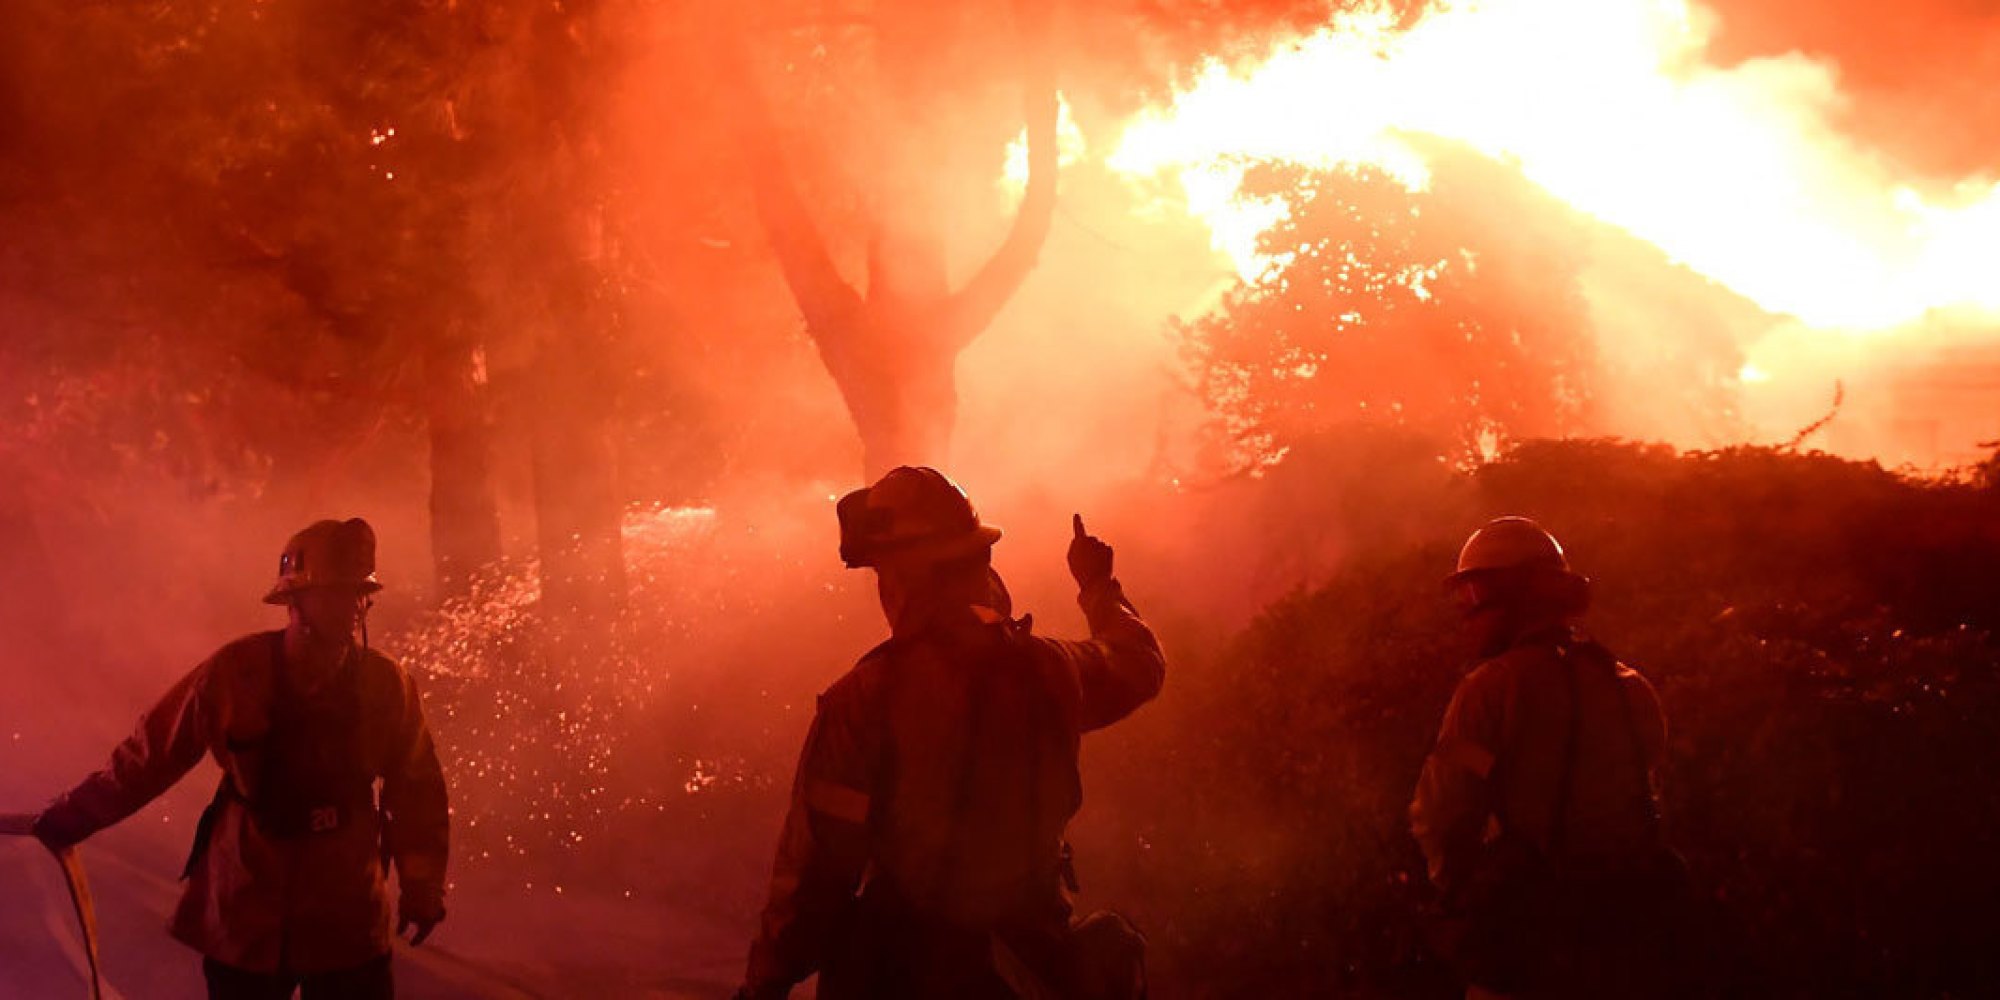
<box><xmin>26</xmin><ymin>518</ymin><xmax>449</xmax><ymax>1000</ymax></box>
<box><xmin>735</xmin><ymin>467</ymin><xmax>1164</xmax><ymax>1000</ymax></box>
<box><xmin>1413</xmin><ymin>517</ymin><xmax>1688</xmax><ymax>999</ymax></box>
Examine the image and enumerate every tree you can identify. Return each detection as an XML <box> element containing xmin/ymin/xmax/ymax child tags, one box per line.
<box><xmin>273</xmin><ymin>0</ymin><xmax>510</xmax><ymax>600</ymax></box>
<box><xmin>475</xmin><ymin>0</ymin><xmax>632</xmax><ymax>620</ymax></box>
<box><xmin>1181</xmin><ymin>150</ymin><xmax>1601</xmax><ymax>473</ymax></box>
<box><xmin>0</xmin><ymin>0</ymin><xmax>645</xmax><ymax>611</ymax></box>
<box><xmin>727</xmin><ymin>0</ymin><xmax>1059</xmax><ymax>478</ymax></box>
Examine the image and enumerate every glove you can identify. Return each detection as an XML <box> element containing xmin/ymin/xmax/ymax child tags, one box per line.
<box><xmin>29</xmin><ymin>809</ymin><xmax>87</xmax><ymax>853</ymax></box>
<box><xmin>397</xmin><ymin>891</ymin><xmax>446</xmax><ymax>946</ymax></box>
<box><xmin>1067</xmin><ymin>514</ymin><xmax>1114</xmax><ymax>590</ymax></box>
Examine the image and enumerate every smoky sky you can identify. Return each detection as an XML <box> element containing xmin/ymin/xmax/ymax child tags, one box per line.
<box><xmin>1707</xmin><ymin>0</ymin><xmax>2000</xmax><ymax>177</ymax></box>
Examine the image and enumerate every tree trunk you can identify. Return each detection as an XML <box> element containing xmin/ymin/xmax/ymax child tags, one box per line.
<box><xmin>847</xmin><ymin>338</ymin><xmax>958</xmax><ymax>479</ymax></box>
<box><xmin>823</xmin><ymin>237</ymin><xmax>961</xmax><ymax>477</ymax></box>
<box><xmin>729</xmin><ymin>0</ymin><xmax>1058</xmax><ymax>481</ymax></box>
<box><xmin>423</xmin><ymin>333</ymin><xmax>504</xmax><ymax>600</ymax></box>
<box><xmin>529</xmin><ymin>261</ymin><xmax>626</xmax><ymax>625</ymax></box>
<box><xmin>529</xmin><ymin>408</ymin><xmax>625</xmax><ymax>623</ymax></box>
<box><xmin>511</xmin><ymin>5</ymin><xmax>627</xmax><ymax>629</ymax></box>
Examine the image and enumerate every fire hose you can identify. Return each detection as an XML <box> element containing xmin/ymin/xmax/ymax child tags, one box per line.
<box><xmin>1</xmin><ymin>812</ymin><xmax>105</xmax><ymax>1000</ymax></box>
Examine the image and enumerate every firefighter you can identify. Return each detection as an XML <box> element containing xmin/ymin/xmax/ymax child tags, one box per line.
<box><xmin>735</xmin><ymin>466</ymin><xmax>1165</xmax><ymax>1000</ymax></box>
<box><xmin>26</xmin><ymin>518</ymin><xmax>449</xmax><ymax>1000</ymax></box>
<box><xmin>1412</xmin><ymin>516</ymin><xmax>1685</xmax><ymax>999</ymax></box>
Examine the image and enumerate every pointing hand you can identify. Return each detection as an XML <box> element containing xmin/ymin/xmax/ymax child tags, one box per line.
<box><xmin>1067</xmin><ymin>514</ymin><xmax>1114</xmax><ymax>589</ymax></box>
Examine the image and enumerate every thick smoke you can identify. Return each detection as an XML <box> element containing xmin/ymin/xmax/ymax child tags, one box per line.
<box><xmin>1</xmin><ymin>0</ymin><xmax>1994</xmax><ymax>995</ymax></box>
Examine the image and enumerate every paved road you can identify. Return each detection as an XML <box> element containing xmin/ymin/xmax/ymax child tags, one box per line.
<box><xmin>0</xmin><ymin>808</ymin><xmax>745</xmax><ymax>999</ymax></box>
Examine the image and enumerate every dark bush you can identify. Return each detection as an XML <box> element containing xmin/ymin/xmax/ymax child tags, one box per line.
<box><xmin>1096</xmin><ymin>435</ymin><xmax>2000</xmax><ymax>998</ymax></box>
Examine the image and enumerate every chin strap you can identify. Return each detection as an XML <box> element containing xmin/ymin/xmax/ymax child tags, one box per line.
<box><xmin>291</xmin><ymin>593</ymin><xmax>374</xmax><ymax>649</ymax></box>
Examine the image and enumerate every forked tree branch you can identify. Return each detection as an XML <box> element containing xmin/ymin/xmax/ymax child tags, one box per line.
<box><xmin>945</xmin><ymin>0</ymin><xmax>1059</xmax><ymax>348</ymax></box>
<box><xmin>721</xmin><ymin>41</ymin><xmax>863</xmax><ymax>338</ymax></box>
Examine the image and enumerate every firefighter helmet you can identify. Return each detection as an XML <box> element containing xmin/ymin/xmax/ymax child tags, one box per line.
<box><xmin>837</xmin><ymin>467</ymin><xmax>1002</xmax><ymax>569</ymax></box>
<box><xmin>1448</xmin><ymin>516</ymin><xmax>1573</xmax><ymax>583</ymax></box>
<box><xmin>262</xmin><ymin>518</ymin><xmax>383</xmax><ymax>604</ymax></box>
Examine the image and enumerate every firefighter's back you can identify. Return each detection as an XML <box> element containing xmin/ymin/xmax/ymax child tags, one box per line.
<box><xmin>863</xmin><ymin>619</ymin><xmax>1083</xmax><ymax>928</ymax></box>
<box><xmin>1473</xmin><ymin>640</ymin><xmax>1667</xmax><ymax>869</ymax></box>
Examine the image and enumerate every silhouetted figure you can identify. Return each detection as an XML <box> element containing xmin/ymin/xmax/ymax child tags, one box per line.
<box><xmin>735</xmin><ymin>467</ymin><xmax>1162</xmax><ymax>1000</ymax></box>
<box><xmin>1414</xmin><ymin>517</ymin><xmax>1689</xmax><ymax>999</ymax></box>
<box><xmin>24</xmin><ymin>518</ymin><xmax>449</xmax><ymax>1000</ymax></box>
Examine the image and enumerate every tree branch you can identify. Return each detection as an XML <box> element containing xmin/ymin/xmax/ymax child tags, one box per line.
<box><xmin>721</xmin><ymin>41</ymin><xmax>863</xmax><ymax>338</ymax></box>
<box><xmin>944</xmin><ymin>0</ymin><xmax>1058</xmax><ymax>348</ymax></box>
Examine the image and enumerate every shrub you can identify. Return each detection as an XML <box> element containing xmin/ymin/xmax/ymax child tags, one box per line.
<box><xmin>1098</xmin><ymin>436</ymin><xmax>2000</xmax><ymax>997</ymax></box>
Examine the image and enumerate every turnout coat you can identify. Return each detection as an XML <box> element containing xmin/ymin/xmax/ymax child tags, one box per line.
<box><xmin>36</xmin><ymin>632</ymin><xmax>449</xmax><ymax>974</ymax></box>
<box><xmin>744</xmin><ymin>576</ymin><xmax>1165</xmax><ymax>999</ymax></box>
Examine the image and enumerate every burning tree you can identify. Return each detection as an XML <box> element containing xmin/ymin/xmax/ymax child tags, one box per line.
<box><xmin>1180</xmin><ymin>151</ymin><xmax>1600</xmax><ymax>473</ymax></box>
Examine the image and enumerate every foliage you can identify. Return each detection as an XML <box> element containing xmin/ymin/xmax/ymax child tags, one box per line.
<box><xmin>1177</xmin><ymin>153</ymin><xmax>1600</xmax><ymax>474</ymax></box>
<box><xmin>1099</xmin><ymin>435</ymin><xmax>2000</xmax><ymax>996</ymax></box>
<box><xmin>1061</xmin><ymin>0</ymin><xmax>1431</xmax><ymax>111</ymax></box>
<box><xmin>0</xmin><ymin>0</ymin><xmax>760</xmax><ymax>582</ymax></box>
<box><xmin>0</xmin><ymin>1</ymin><xmax>483</xmax><ymax>510</ymax></box>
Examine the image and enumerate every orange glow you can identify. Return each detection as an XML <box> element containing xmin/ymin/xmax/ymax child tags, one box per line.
<box><xmin>1001</xmin><ymin>93</ymin><xmax>1087</xmax><ymax>199</ymax></box>
<box><xmin>1101</xmin><ymin>0</ymin><xmax>2000</xmax><ymax>331</ymax></box>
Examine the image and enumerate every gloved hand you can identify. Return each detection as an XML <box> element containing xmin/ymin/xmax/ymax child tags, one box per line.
<box><xmin>397</xmin><ymin>891</ymin><xmax>446</xmax><ymax>946</ymax></box>
<box><xmin>27</xmin><ymin>809</ymin><xmax>86</xmax><ymax>854</ymax></box>
<box><xmin>1067</xmin><ymin>514</ymin><xmax>1114</xmax><ymax>590</ymax></box>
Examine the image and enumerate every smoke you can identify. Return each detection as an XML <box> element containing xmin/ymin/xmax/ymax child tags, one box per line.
<box><xmin>1706</xmin><ymin>0</ymin><xmax>2000</xmax><ymax>178</ymax></box>
<box><xmin>3</xmin><ymin>0</ymin><xmax>1996</xmax><ymax>991</ymax></box>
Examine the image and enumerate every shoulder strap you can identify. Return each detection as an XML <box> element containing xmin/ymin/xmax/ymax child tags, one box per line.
<box><xmin>1565</xmin><ymin>640</ymin><xmax>1663</xmax><ymax>836</ymax></box>
<box><xmin>1604</xmin><ymin>650</ymin><xmax>1665</xmax><ymax>841</ymax></box>
<box><xmin>927</xmin><ymin>625</ymin><xmax>1021</xmax><ymax>895</ymax></box>
<box><xmin>265</xmin><ymin>630</ymin><xmax>290</xmax><ymax>703</ymax></box>
<box><xmin>1490</xmin><ymin>638</ymin><xmax>1586</xmax><ymax>853</ymax></box>
<box><xmin>181</xmin><ymin>778</ymin><xmax>232</xmax><ymax>879</ymax></box>
<box><xmin>1547</xmin><ymin>643</ymin><xmax>1583</xmax><ymax>860</ymax></box>
<box><xmin>862</xmin><ymin>637</ymin><xmax>908</xmax><ymax>827</ymax></box>
<box><xmin>907</xmin><ymin>621</ymin><xmax>1049</xmax><ymax>911</ymax></box>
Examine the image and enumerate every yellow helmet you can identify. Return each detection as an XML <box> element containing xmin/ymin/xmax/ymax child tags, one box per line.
<box><xmin>262</xmin><ymin>518</ymin><xmax>383</xmax><ymax>605</ymax></box>
<box><xmin>1448</xmin><ymin>516</ymin><xmax>1572</xmax><ymax>583</ymax></box>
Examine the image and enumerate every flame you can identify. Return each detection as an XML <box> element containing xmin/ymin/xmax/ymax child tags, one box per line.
<box><xmin>1104</xmin><ymin>0</ymin><xmax>2000</xmax><ymax>331</ymax></box>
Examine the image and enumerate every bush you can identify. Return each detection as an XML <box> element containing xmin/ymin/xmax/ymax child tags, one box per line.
<box><xmin>1099</xmin><ymin>436</ymin><xmax>2000</xmax><ymax>997</ymax></box>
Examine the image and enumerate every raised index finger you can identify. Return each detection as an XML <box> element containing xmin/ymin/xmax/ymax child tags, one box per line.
<box><xmin>1073</xmin><ymin>513</ymin><xmax>1086</xmax><ymax>539</ymax></box>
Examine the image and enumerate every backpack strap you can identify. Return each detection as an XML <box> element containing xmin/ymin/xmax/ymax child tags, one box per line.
<box><xmin>934</xmin><ymin>634</ymin><xmax>997</xmax><ymax>894</ymax></box>
<box><xmin>182</xmin><ymin>633</ymin><xmax>284</xmax><ymax>878</ymax></box>
<box><xmin>1547</xmin><ymin>642</ymin><xmax>1583</xmax><ymax>861</ymax></box>
<box><xmin>181</xmin><ymin>778</ymin><xmax>231</xmax><ymax>880</ymax></box>
<box><xmin>1489</xmin><ymin>637</ymin><xmax>1585</xmax><ymax>858</ymax></box>
<box><xmin>1602</xmin><ymin>646</ymin><xmax>1665</xmax><ymax>842</ymax></box>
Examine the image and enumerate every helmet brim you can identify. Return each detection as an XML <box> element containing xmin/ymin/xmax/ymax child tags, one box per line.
<box><xmin>1442</xmin><ymin>563</ymin><xmax>1584</xmax><ymax>591</ymax></box>
<box><xmin>263</xmin><ymin>579</ymin><xmax>384</xmax><ymax>605</ymax></box>
<box><xmin>846</xmin><ymin>524</ymin><xmax>1002</xmax><ymax>569</ymax></box>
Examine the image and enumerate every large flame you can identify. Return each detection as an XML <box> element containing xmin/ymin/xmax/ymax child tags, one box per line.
<box><xmin>1104</xmin><ymin>0</ymin><xmax>2000</xmax><ymax>332</ymax></box>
